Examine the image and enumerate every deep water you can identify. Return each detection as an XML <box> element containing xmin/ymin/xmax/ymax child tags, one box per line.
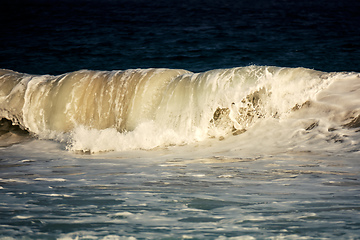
<box><xmin>1</xmin><ymin>0</ymin><xmax>360</xmax><ymax>75</ymax></box>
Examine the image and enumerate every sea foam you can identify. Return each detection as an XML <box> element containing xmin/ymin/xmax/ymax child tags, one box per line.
<box><xmin>1</xmin><ymin>66</ymin><xmax>359</xmax><ymax>153</ymax></box>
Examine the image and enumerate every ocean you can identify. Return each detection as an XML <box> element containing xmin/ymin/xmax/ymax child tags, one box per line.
<box><xmin>1</xmin><ymin>0</ymin><xmax>360</xmax><ymax>239</ymax></box>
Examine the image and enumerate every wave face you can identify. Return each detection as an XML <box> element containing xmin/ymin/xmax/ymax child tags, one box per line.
<box><xmin>1</xmin><ymin>66</ymin><xmax>360</xmax><ymax>153</ymax></box>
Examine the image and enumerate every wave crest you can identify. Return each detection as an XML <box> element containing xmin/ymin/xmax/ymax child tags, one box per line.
<box><xmin>1</xmin><ymin>66</ymin><xmax>359</xmax><ymax>153</ymax></box>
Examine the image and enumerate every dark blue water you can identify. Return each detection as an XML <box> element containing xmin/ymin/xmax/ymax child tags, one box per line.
<box><xmin>1</xmin><ymin>0</ymin><xmax>360</xmax><ymax>75</ymax></box>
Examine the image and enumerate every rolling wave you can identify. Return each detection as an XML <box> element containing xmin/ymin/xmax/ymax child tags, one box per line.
<box><xmin>1</xmin><ymin>66</ymin><xmax>359</xmax><ymax>152</ymax></box>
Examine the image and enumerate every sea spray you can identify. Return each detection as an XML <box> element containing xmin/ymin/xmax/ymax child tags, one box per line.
<box><xmin>1</xmin><ymin>66</ymin><xmax>359</xmax><ymax>153</ymax></box>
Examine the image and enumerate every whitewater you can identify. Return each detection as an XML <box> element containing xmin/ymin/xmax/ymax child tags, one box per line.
<box><xmin>1</xmin><ymin>66</ymin><xmax>360</xmax><ymax>239</ymax></box>
<box><xmin>1</xmin><ymin>66</ymin><xmax>360</xmax><ymax>153</ymax></box>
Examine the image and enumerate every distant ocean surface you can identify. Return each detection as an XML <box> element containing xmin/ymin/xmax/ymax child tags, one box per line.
<box><xmin>1</xmin><ymin>0</ymin><xmax>360</xmax><ymax>239</ymax></box>
<box><xmin>1</xmin><ymin>0</ymin><xmax>360</xmax><ymax>74</ymax></box>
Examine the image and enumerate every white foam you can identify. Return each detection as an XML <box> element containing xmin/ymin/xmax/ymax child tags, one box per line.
<box><xmin>34</xmin><ymin>178</ymin><xmax>67</xmax><ymax>182</ymax></box>
<box><xmin>1</xmin><ymin>67</ymin><xmax>360</xmax><ymax>154</ymax></box>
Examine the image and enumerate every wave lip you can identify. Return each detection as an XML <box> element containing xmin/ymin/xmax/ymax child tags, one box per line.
<box><xmin>1</xmin><ymin>66</ymin><xmax>360</xmax><ymax>153</ymax></box>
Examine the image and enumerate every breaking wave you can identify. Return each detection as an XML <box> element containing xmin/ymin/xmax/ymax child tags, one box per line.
<box><xmin>1</xmin><ymin>66</ymin><xmax>359</xmax><ymax>153</ymax></box>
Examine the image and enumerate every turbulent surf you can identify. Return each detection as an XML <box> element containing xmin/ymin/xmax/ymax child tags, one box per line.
<box><xmin>1</xmin><ymin>66</ymin><xmax>360</xmax><ymax>153</ymax></box>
